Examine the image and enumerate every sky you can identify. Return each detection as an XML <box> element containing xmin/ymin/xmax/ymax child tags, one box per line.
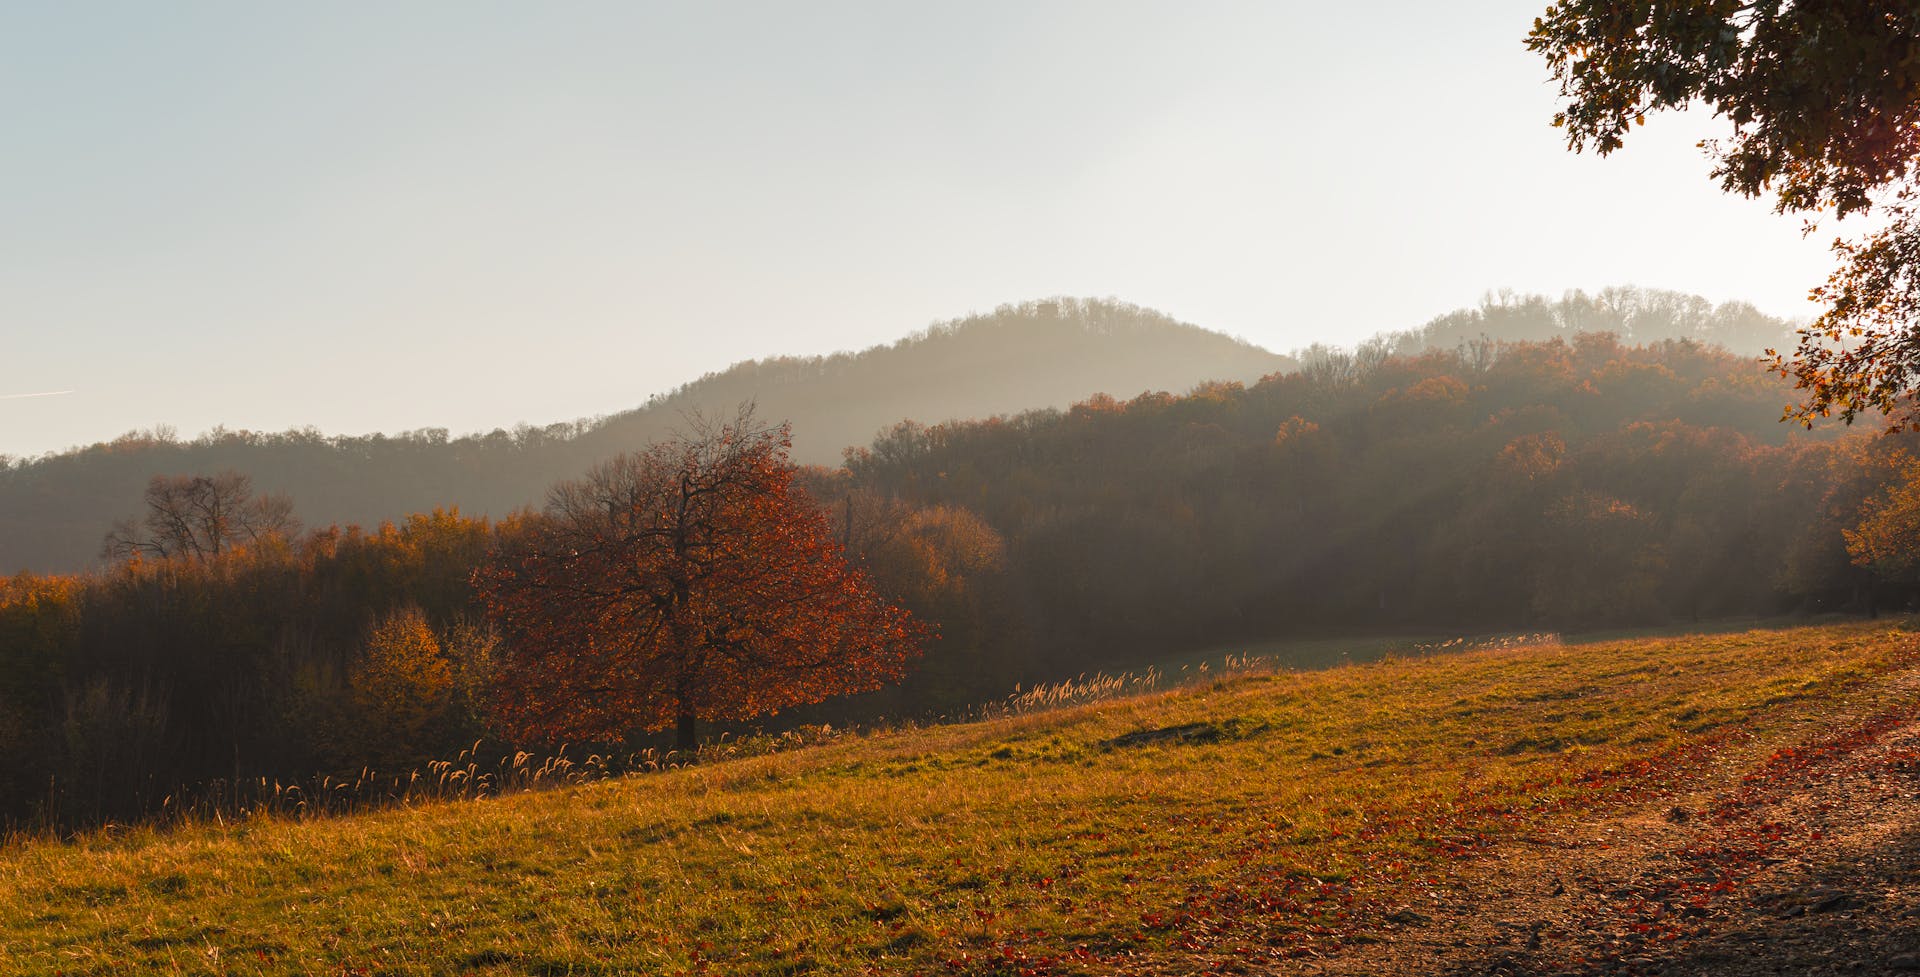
<box><xmin>0</xmin><ymin>2</ymin><xmax>1840</xmax><ymax>459</ymax></box>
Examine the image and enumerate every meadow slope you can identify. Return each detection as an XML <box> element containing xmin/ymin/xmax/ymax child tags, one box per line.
<box><xmin>4</xmin><ymin>622</ymin><xmax>1920</xmax><ymax>976</ymax></box>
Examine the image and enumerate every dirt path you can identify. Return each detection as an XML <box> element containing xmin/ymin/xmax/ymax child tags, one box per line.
<box><xmin>1306</xmin><ymin>681</ymin><xmax>1920</xmax><ymax>976</ymax></box>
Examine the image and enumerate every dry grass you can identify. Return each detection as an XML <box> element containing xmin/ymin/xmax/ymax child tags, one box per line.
<box><xmin>1</xmin><ymin>621</ymin><xmax>1914</xmax><ymax>976</ymax></box>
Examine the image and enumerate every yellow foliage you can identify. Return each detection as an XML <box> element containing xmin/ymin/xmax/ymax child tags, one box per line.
<box><xmin>0</xmin><ymin>573</ymin><xmax>81</xmax><ymax>678</ymax></box>
<box><xmin>351</xmin><ymin>606</ymin><xmax>452</xmax><ymax>748</ymax></box>
<box><xmin>1845</xmin><ymin>453</ymin><xmax>1920</xmax><ymax>580</ymax></box>
<box><xmin>865</xmin><ymin>505</ymin><xmax>1005</xmax><ymax>608</ymax></box>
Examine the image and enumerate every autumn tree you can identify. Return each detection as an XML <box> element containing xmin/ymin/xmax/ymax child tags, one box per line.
<box><xmin>1528</xmin><ymin>3</ymin><xmax>1920</xmax><ymax>426</ymax></box>
<box><xmin>0</xmin><ymin>574</ymin><xmax>79</xmax><ymax>805</ymax></box>
<box><xmin>350</xmin><ymin>605</ymin><xmax>454</xmax><ymax>760</ymax></box>
<box><xmin>1844</xmin><ymin>451</ymin><xmax>1920</xmax><ymax>593</ymax></box>
<box><xmin>478</xmin><ymin>412</ymin><xmax>928</xmax><ymax>752</ymax></box>
<box><xmin>102</xmin><ymin>471</ymin><xmax>299</xmax><ymax>561</ymax></box>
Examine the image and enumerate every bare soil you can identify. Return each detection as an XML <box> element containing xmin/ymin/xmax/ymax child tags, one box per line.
<box><xmin>1308</xmin><ymin>683</ymin><xmax>1920</xmax><ymax>976</ymax></box>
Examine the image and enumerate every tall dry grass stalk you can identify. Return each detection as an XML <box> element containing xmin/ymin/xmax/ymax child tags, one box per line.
<box><xmin>18</xmin><ymin>644</ymin><xmax>1358</xmax><ymax>837</ymax></box>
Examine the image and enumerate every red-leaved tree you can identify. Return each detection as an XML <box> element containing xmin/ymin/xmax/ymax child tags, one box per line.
<box><xmin>477</xmin><ymin>411</ymin><xmax>928</xmax><ymax>752</ymax></box>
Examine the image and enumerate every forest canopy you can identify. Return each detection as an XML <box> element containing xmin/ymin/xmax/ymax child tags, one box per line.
<box><xmin>1</xmin><ymin>290</ymin><xmax>1799</xmax><ymax>575</ymax></box>
<box><xmin>4</xmin><ymin>331</ymin><xmax>1915</xmax><ymax>829</ymax></box>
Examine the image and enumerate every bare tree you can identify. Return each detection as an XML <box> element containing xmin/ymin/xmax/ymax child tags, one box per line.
<box><xmin>102</xmin><ymin>471</ymin><xmax>300</xmax><ymax>561</ymax></box>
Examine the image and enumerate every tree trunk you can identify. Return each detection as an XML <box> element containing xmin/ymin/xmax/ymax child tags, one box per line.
<box><xmin>676</xmin><ymin>706</ymin><xmax>698</xmax><ymax>757</ymax></box>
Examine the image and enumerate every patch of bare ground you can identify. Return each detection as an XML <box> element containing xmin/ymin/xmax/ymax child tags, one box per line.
<box><xmin>1305</xmin><ymin>675</ymin><xmax>1920</xmax><ymax>977</ymax></box>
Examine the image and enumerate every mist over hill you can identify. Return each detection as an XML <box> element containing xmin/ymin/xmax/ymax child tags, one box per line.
<box><xmin>1378</xmin><ymin>286</ymin><xmax>1798</xmax><ymax>357</ymax></box>
<box><xmin>578</xmin><ymin>297</ymin><xmax>1294</xmax><ymax>465</ymax></box>
<box><xmin>0</xmin><ymin>298</ymin><xmax>1291</xmax><ymax>574</ymax></box>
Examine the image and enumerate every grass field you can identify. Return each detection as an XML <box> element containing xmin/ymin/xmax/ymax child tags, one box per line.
<box><xmin>2</xmin><ymin>621</ymin><xmax>1915</xmax><ymax>976</ymax></box>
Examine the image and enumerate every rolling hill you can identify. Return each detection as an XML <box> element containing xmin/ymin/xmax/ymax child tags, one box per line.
<box><xmin>0</xmin><ymin>298</ymin><xmax>1292</xmax><ymax>574</ymax></box>
<box><xmin>1376</xmin><ymin>286</ymin><xmax>1799</xmax><ymax>358</ymax></box>
<box><xmin>4</xmin><ymin>621</ymin><xmax>1916</xmax><ymax>975</ymax></box>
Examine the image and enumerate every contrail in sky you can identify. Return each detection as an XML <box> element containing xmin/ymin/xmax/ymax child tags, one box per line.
<box><xmin>0</xmin><ymin>390</ymin><xmax>75</xmax><ymax>400</ymax></box>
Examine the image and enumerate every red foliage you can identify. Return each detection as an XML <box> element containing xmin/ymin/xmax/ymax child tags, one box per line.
<box><xmin>476</xmin><ymin>414</ymin><xmax>930</xmax><ymax>748</ymax></box>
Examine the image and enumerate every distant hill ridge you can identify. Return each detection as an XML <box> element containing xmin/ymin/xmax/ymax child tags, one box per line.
<box><xmin>0</xmin><ymin>297</ymin><xmax>1293</xmax><ymax>574</ymax></box>
<box><xmin>574</xmin><ymin>297</ymin><xmax>1292</xmax><ymax>463</ymax></box>
<box><xmin>0</xmin><ymin>288</ymin><xmax>1795</xmax><ymax>574</ymax></box>
<box><xmin>1377</xmin><ymin>286</ymin><xmax>1797</xmax><ymax>357</ymax></box>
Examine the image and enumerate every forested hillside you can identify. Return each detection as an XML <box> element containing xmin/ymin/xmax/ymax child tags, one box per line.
<box><xmin>840</xmin><ymin>332</ymin><xmax>1894</xmax><ymax>671</ymax></box>
<box><xmin>1377</xmin><ymin>286</ymin><xmax>1797</xmax><ymax>357</ymax></box>
<box><xmin>0</xmin><ymin>299</ymin><xmax>1289</xmax><ymax>574</ymax></box>
<box><xmin>5</xmin><ymin>330</ymin><xmax>1917</xmax><ymax>830</ymax></box>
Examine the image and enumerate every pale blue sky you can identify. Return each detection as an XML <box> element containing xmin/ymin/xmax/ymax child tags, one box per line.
<box><xmin>1</xmin><ymin>2</ymin><xmax>1832</xmax><ymax>458</ymax></box>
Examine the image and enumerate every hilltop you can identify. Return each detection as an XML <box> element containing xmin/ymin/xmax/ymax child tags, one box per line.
<box><xmin>580</xmin><ymin>296</ymin><xmax>1293</xmax><ymax>466</ymax></box>
<box><xmin>1376</xmin><ymin>287</ymin><xmax>1798</xmax><ymax>359</ymax></box>
<box><xmin>0</xmin><ymin>298</ymin><xmax>1289</xmax><ymax>575</ymax></box>
<box><xmin>0</xmin><ymin>287</ymin><xmax>1797</xmax><ymax>578</ymax></box>
<box><xmin>5</xmin><ymin>621</ymin><xmax>1918</xmax><ymax>975</ymax></box>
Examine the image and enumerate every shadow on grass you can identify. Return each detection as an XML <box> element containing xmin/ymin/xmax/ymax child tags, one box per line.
<box><xmin>1438</xmin><ymin>775</ymin><xmax>1920</xmax><ymax>976</ymax></box>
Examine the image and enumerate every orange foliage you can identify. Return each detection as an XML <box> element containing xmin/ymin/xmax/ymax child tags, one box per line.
<box><xmin>1399</xmin><ymin>374</ymin><xmax>1470</xmax><ymax>405</ymax></box>
<box><xmin>1498</xmin><ymin>433</ymin><xmax>1566</xmax><ymax>482</ymax></box>
<box><xmin>477</xmin><ymin>416</ymin><xmax>929</xmax><ymax>749</ymax></box>
<box><xmin>1272</xmin><ymin>415</ymin><xmax>1320</xmax><ymax>445</ymax></box>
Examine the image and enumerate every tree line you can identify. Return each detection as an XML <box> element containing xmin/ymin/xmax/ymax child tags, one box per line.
<box><xmin>839</xmin><ymin>332</ymin><xmax>1912</xmax><ymax>665</ymax></box>
<box><xmin>0</xmin><ymin>298</ymin><xmax>1290</xmax><ymax>575</ymax></box>
<box><xmin>1377</xmin><ymin>286</ymin><xmax>1796</xmax><ymax>359</ymax></box>
<box><xmin>4</xmin><ymin>331</ymin><xmax>1918</xmax><ymax>829</ymax></box>
<box><xmin>0</xmin><ymin>438</ymin><xmax>1000</xmax><ymax>828</ymax></box>
<box><xmin>0</xmin><ymin>291</ymin><xmax>1788</xmax><ymax>577</ymax></box>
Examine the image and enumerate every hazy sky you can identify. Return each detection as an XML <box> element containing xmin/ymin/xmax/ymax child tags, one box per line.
<box><xmin>2</xmin><ymin>2</ymin><xmax>1836</xmax><ymax>458</ymax></box>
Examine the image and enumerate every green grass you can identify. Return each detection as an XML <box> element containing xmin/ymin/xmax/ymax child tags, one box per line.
<box><xmin>1</xmin><ymin>621</ymin><xmax>1914</xmax><ymax>976</ymax></box>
